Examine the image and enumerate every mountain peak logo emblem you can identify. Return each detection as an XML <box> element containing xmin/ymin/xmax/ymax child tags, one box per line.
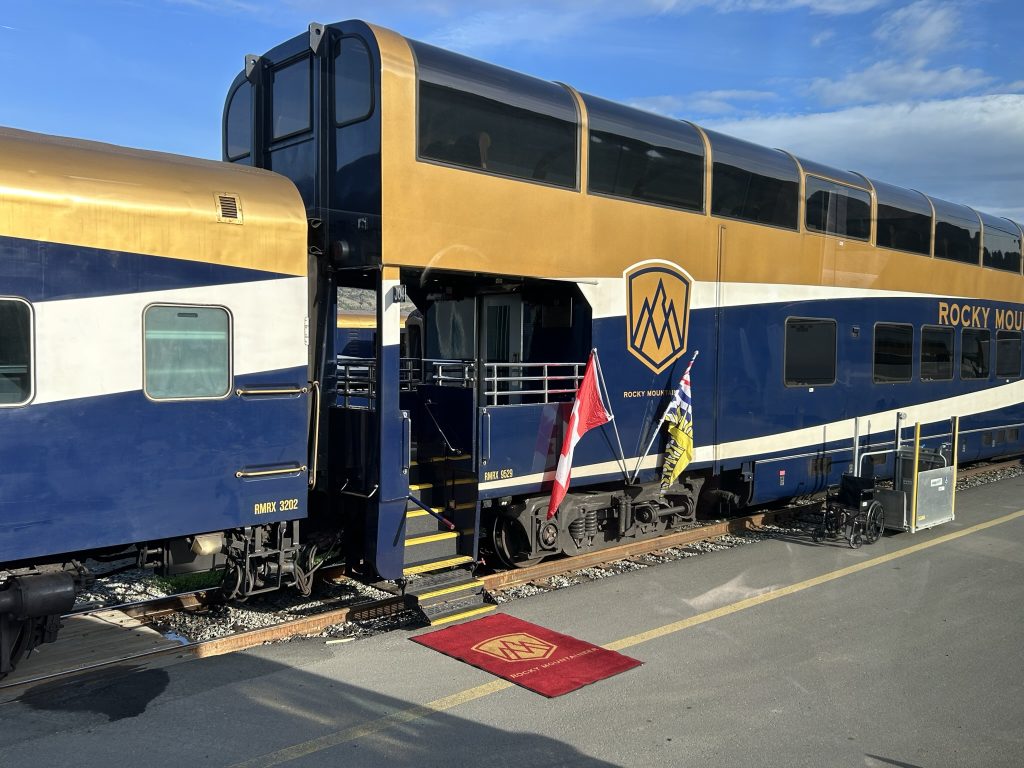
<box><xmin>471</xmin><ymin>633</ymin><xmax>558</xmax><ymax>662</ymax></box>
<box><xmin>625</xmin><ymin>262</ymin><xmax>692</xmax><ymax>373</ymax></box>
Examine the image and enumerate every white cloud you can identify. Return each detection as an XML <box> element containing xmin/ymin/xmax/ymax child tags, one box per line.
<box><xmin>806</xmin><ymin>58</ymin><xmax>993</xmax><ymax>106</ymax></box>
<box><xmin>811</xmin><ymin>28</ymin><xmax>835</xmax><ymax>47</ymax></box>
<box><xmin>873</xmin><ymin>0</ymin><xmax>960</xmax><ymax>56</ymax></box>
<box><xmin>704</xmin><ymin>94</ymin><xmax>1024</xmax><ymax>220</ymax></box>
<box><xmin>629</xmin><ymin>90</ymin><xmax>777</xmax><ymax>117</ymax></box>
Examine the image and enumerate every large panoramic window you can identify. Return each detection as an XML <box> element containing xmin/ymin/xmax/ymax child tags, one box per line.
<box><xmin>873</xmin><ymin>323</ymin><xmax>913</xmax><ymax>383</ymax></box>
<box><xmin>413</xmin><ymin>40</ymin><xmax>578</xmax><ymax>188</ymax></box>
<box><xmin>584</xmin><ymin>93</ymin><xmax>704</xmax><ymax>211</ymax></box>
<box><xmin>785</xmin><ymin>318</ymin><xmax>836</xmax><ymax>386</ymax></box>
<box><xmin>708</xmin><ymin>130</ymin><xmax>799</xmax><ymax>230</ymax></box>
<box><xmin>872</xmin><ymin>179</ymin><xmax>932</xmax><ymax>256</ymax></box>
<box><xmin>144</xmin><ymin>306</ymin><xmax>231</xmax><ymax>400</ymax></box>
<box><xmin>920</xmin><ymin>325</ymin><xmax>953</xmax><ymax>381</ymax></box>
<box><xmin>961</xmin><ymin>328</ymin><xmax>990</xmax><ymax>379</ymax></box>
<box><xmin>0</xmin><ymin>299</ymin><xmax>32</xmax><ymax>405</ymax></box>
<box><xmin>980</xmin><ymin>212</ymin><xmax>1023</xmax><ymax>273</ymax></box>
<box><xmin>805</xmin><ymin>176</ymin><xmax>871</xmax><ymax>240</ymax></box>
<box><xmin>933</xmin><ymin>197</ymin><xmax>981</xmax><ymax>266</ymax></box>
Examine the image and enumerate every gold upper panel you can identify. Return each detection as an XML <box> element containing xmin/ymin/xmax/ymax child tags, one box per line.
<box><xmin>0</xmin><ymin>127</ymin><xmax>308</xmax><ymax>276</ymax></box>
<box><xmin>371</xmin><ymin>25</ymin><xmax>1022</xmax><ymax>303</ymax></box>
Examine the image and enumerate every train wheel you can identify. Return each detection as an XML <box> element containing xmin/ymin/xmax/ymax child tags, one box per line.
<box><xmin>491</xmin><ymin>515</ymin><xmax>544</xmax><ymax>569</ymax></box>
<box><xmin>865</xmin><ymin>502</ymin><xmax>885</xmax><ymax>544</ymax></box>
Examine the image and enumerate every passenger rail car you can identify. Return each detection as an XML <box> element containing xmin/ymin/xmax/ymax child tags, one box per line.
<box><xmin>0</xmin><ymin>128</ymin><xmax>311</xmax><ymax>675</ymax></box>
<box><xmin>224</xmin><ymin>20</ymin><xmax>1023</xmax><ymax>575</ymax></box>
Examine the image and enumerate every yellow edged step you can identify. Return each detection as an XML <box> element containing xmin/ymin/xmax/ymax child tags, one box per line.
<box><xmin>403</xmin><ymin>555</ymin><xmax>473</xmax><ymax>576</ymax></box>
<box><xmin>428</xmin><ymin>604</ymin><xmax>496</xmax><ymax>627</ymax></box>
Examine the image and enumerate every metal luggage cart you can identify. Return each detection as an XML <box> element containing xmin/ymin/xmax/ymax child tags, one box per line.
<box><xmin>813</xmin><ymin>473</ymin><xmax>885</xmax><ymax>549</ymax></box>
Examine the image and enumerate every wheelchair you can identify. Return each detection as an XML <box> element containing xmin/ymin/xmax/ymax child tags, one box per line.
<box><xmin>813</xmin><ymin>474</ymin><xmax>885</xmax><ymax>549</ymax></box>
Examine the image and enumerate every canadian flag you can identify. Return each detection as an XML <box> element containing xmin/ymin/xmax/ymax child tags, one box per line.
<box><xmin>547</xmin><ymin>351</ymin><xmax>611</xmax><ymax>519</ymax></box>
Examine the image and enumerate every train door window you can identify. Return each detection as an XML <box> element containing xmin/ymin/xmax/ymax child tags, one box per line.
<box><xmin>804</xmin><ymin>176</ymin><xmax>871</xmax><ymax>240</ymax></box>
<box><xmin>873</xmin><ymin>323</ymin><xmax>913</xmax><ymax>383</ymax></box>
<box><xmin>0</xmin><ymin>298</ymin><xmax>32</xmax><ymax>406</ymax></box>
<box><xmin>271</xmin><ymin>57</ymin><xmax>312</xmax><ymax>141</ymax></box>
<box><xmin>334</xmin><ymin>36</ymin><xmax>373</xmax><ymax>126</ymax></box>
<box><xmin>144</xmin><ymin>305</ymin><xmax>231</xmax><ymax>400</ymax></box>
<box><xmin>784</xmin><ymin>318</ymin><xmax>836</xmax><ymax>386</ymax></box>
<box><xmin>425</xmin><ymin>298</ymin><xmax>475</xmax><ymax>361</ymax></box>
<box><xmin>225</xmin><ymin>81</ymin><xmax>252</xmax><ymax>162</ymax></box>
<box><xmin>920</xmin><ymin>326</ymin><xmax>953</xmax><ymax>381</ymax></box>
<box><xmin>960</xmin><ymin>328</ymin><xmax>990</xmax><ymax>379</ymax></box>
<box><xmin>996</xmin><ymin>330</ymin><xmax>1021</xmax><ymax>379</ymax></box>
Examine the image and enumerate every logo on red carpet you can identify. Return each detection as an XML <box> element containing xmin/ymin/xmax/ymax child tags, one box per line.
<box><xmin>471</xmin><ymin>633</ymin><xmax>558</xmax><ymax>662</ymax></box>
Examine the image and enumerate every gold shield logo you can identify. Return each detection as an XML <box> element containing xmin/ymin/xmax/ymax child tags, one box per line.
<box><xmin>471</xmin><ymin>633</ymin><xmax>558</xmax><ymax>662</ymax></box>
<box><xmin>625</xmin><ymin>261</ymin><xmax>691</xmax><ymax>373</ymax></box>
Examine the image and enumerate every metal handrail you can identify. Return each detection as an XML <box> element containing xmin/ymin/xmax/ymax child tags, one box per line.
<box><xmin>483</xmin><ymin>361</ymin><xmax>585</xmax><ymax>405</ymax></box>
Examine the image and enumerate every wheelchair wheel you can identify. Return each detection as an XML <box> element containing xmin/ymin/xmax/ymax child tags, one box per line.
<box><xmin>849</xmin><ymin>531</ymin><xmax>863</xmax><ymax>549</ymax></box>
<box><xmin>865</xmin><ymin>501</ymin><xmax>884</xmax><ymax>544</ymax></box>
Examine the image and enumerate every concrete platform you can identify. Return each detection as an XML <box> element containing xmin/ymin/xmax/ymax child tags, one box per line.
<box><xmin>1</xmin><ymin>476</ymin><xmax>1023</xmax><ymax>767</ymax></box>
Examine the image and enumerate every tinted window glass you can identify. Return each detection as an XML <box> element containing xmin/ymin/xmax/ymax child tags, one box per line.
<box><xmin>921</xmin><ymin>326</ymin><xmax>953</xmax><ymax>381</ymax></box>
<box><xmin>872</xmin><ymin>178</ymin><xmax>931</xmax><ymax>255</ymax></box>
<box><xmin>145</xmin><ymin>306</ymin><xmax>231</xmax><ymax>399</ymax></box>
<box><xmin>335</xmin><ymin>36</ymin><xmax>373</xmax><ymax>126</ymax></box>
<box><xmin>272</xmin><ymin>57</ymin><xmax>312</xmax><ymax>141</ymax></box>
<box><xmin>961</xmin><ymin>328</ymin><xmax>990</xmax><ymax>379</ymax></box>
<box><xmin>413</xmin><ymin>40</ymin><xmax>577</xmax><ymax>188</ymax></box>
<box><xmin>425</xmin><ymin>299</ymin><xmax>475</xmax><ymax>360</ymax></box>
<box><xmin>873</xmin><ymin>323</ymin><xmax>913</xmax><ymax>383</ymax></box>
<box><xmin>0</xmin><ymin>299</ymin><xmax>32</xmax><ymax>405</ymax></box>
<box><xmin>226</xmin><ymin>82</ymin><xmax>252</xmax><ymax>160</ymax></box>
<box><xmin>805</xmin><ymin>176</ymin><xmax>871</xmax><ymax>240</ymax></box>
<box><xmin>980</xmin><ymin>212</ymin><xmax>1022</xmax><ymax>273</ymax></box>
<box><xmin>996</xmin><ymin>330</ymin><xmax>1021</xmax><ymax>378</ymax></box>
<box><xmin>785</xmin><ymin>318</ymin><xmax>836</xmax><ymax>386</ymax></box>
<box><xmin>707</xmin><ymin>130</ymin><xmax>798</xmax><ymax>229</ymax></box>
<box><xmin>584</xmin><ymin>94</ymin><xmax>704</xmax><ymax>211</ymax></box>
<box><xmin>932</xmin><ymin>196</ymin><xmax>981</xmax><ymax>265</ymax></box>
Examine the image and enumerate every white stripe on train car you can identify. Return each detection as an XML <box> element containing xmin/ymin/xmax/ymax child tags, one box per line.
<box><xmin>32</xmin><ymin>277</ymin><xmax>307</xmax><ymax>405</ymax></box>
<box><xmin>576</xmin><ymin>279</ymin><xmax>950</xmax><ymax>319</ymax></box>
<box><xmin>478</xmin><ymin>380</ymin><xmax>1024</xmax><ymax>491</ymax></box>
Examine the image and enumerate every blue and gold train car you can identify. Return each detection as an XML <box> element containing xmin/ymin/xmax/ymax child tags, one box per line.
<box><xmin>0</xmin><ymin>127</ymin><xmax>311</xmax><ymax>672</ymax></box>
<box><xmin>224</xmin><ymin>20</ymin><xmax>1023</xmax><ymax>590</ymax></box>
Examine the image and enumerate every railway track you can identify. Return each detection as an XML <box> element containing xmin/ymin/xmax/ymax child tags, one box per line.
<box><xmin>4</xmin><ymin>456</ymin><xmax>1020</xmax><ymax>697</ymax></box>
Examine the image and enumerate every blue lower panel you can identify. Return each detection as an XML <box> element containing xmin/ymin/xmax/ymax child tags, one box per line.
<box><xmin>0</xmin><ymin>368</ymin><xmax>309</xmax><ymax>563</ymax></box>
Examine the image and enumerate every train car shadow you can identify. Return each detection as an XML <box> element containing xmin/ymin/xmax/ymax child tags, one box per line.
<box><xmin>2</xmin><ymin>645</ymin><xmax>624</xmax><ymax>767</ymax></box>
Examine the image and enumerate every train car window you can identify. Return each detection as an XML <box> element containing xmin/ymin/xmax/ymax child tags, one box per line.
<box><xmin>979</xmin><ymin>211</ymin><xmax>1023</xmax><ymax>273</ymax></box>
<box><xmin>271</xmin><ymin>56</ymin><xmax>312</xmax><ymax>141</ymax></box>
<box><xmin>334</xmin><ymin>36</ymin><xmax>373</xmax><ymax>126</ymax></box>
<box><xmin>412</xmin><ymin>40</ymin><xmax>577</xmax><ymax>189</ymax></box>
<box><xmin>144</xmin><ymin>306</ymin><xmax>231</xmax><ymax>400</ymax></box>
<box><xmin>784</xmin><ymin>318</ymin><xmax>836</xmax><ymax>386</ymax></box>
<box><xmin>0</xmin><ymin>299</ymin><xmax>32</xmax><ymax>406</ymax></box>
<box><xmin>920</xmin><ymin>325</ymin><xmax>954</xmax><ymax>381</ymax></box>
<box><xmin>804</xmin><ymin>175</ymin><xmax>871</xmax><ymax>240</ymax></box>
<box><xmin>225</xmin><ymin>81</ymin><xmax>252</xmax><ymax>161</ymax></box>
<box><xmin>873</xmin><ymin>323</ymin><xmax>913</xmax><ymax>383</ymax></box>
<box><xmin>931</xmin><ymin>196</ymin><xmax>981</xmax><ymax>265</ymax></box>
<box><xmin>425</xmin><ymin>298</ymin><xmax>475</xmax><ymax>360</ymax></box>
<box><xmin>961</xmin><ymin>328</ymin><xmax>990</xmax><ymax>379</ymax></box>
<box><xmin>871</xmin><ymin>178</ymin><xmax>932</xmax><ymax>256</ymax></box>
<box><xmin>582</xmin><ymin>93</ymin><xmax>704</xmax><ymax>212</ymax></box>
<box><xmin>996</xmin><ymin>330</ymin><xmax>1022</xmax><ymax>378</ymax></box>
<box><xmin>706</xmin><ymin>129</ymin><xmax>798</xmax><ymax>230</ymax></box>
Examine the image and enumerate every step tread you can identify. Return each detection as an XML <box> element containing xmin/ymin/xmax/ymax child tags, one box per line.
<box><xmin>404</xmin><ymin>530</ymin><xmax>458</xmax><ymax>547</ymax></box>
<box><xmin>405</xmin><ymin>567</ymin><xmax>479</xmax><ymax>595</ymax></box>
<box><xmin>403</xmin><ymin>555</ymin><xmax>474</xmax><ymax>577</ymax></box>
<box><xmin>423</xmin><ymin>593</ymin><xmax>495</xmax><ymax>626</ymax></box>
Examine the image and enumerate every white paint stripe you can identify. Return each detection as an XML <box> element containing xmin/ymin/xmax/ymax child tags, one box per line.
<box><xmin>479</xmin><ymin>382</ymin><xmax>1024</xmax><ymax>491</ymax></box>
<box><xmin>33</xmin><ymin>278</ymin><xmax>307</xmax><ymax>404</ymax></box>
<box><xmin>576</xmin><ymin>278</ymin><xmax>954</xmax><ymax>319</ymax></box>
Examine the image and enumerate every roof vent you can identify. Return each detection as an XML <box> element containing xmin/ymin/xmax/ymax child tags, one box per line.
<box><xmin>216</xmin><ymin>193</ymin><xmax>243</xmax><ymax>224</ymax></box>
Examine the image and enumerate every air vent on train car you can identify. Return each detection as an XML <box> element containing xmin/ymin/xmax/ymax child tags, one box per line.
<box><xmin>216</xmin><ymin>193</ymin><xmax>243</xmax><ymax>224</ymax></box>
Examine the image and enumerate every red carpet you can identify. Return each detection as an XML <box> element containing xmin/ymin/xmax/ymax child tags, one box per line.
<box><xmin>411</xmin><ymin>613</ymin><xmax>642</xmax><ymax>697</ymax></box>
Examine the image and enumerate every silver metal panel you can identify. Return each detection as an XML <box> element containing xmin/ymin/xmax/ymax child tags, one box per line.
<box><xmin>915</xmin><ymin>466</ymin><xmax>955</xmax><ymax>530</ymax></box>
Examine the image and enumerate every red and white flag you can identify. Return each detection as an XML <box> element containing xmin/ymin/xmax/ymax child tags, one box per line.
<box><xmin>547</xmin><ymin>351</ymin><xmax>611</xmax><ymax>519</ymax></box>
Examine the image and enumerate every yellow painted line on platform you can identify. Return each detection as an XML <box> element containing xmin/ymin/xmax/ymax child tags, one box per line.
<box><xmin>229</xmin><ymin>507</ymin><xmax>1024</xmax><ymax>768</ymax></box>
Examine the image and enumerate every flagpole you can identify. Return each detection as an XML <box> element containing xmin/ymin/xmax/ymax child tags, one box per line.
<box><xmin>592</xmin><ymin>348</ymin><xmax>629</xmax><ymax>482</ymax></box>
<box><xmin>630</xmin><ymin>350</ymin><xmax>698</xmax><ymax>484</ymax></box>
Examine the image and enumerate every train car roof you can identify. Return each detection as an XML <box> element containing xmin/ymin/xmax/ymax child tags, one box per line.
<box><xmin>0</xmin><ymin>126</ymin><xmax>307</xmax><ymax>276</ymax></box>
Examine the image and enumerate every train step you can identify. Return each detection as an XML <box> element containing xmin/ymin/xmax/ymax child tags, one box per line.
<box><xmin>405</xmin><ymin>568</ymin><xmax>485</xmax><ymax>609</ymax></box>
<box><xmin>420</xmin><ymin>591</ymin><xmax>495</xmax><ymax>627</ymax></box>
<box><xmin>403</xmin><ymin>530</ymin><xmax>459</xmax><ymax>568</ymax></box>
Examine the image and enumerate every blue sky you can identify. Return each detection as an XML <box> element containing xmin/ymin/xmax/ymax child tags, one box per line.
<box><xmin>2</xmin><ymin>1</ymin><xmax>1022</xmax><ymax>219</ymax></box>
